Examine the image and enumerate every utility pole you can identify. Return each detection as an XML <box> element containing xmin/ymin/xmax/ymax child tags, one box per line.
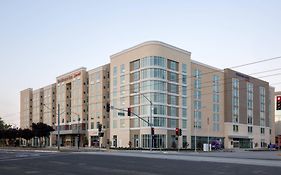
<box><xmin>207</xmin><ymin>117</ymin><xmax>210</xmax><ymax>151</ymax></box>
<box><xmin>77</xmin><ymin>116</ymin><xmax>80</xmax><ymax>150</ymax></box>
<box><xmin>194</xmin><ymin>110</ymin><xmax>197</xmax><ymax>152</ymax></box>
<box><xmin>141</xmin><ymin>94</ymin><xmax>153</xmax><ymax>151</ymax></box>
<box><xmin>57</xmin><ymin>104</ymin><xmax>60</xmax><ymax>151</ymax></box>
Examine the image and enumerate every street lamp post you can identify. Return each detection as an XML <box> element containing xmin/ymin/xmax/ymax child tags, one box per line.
<box><xmin>207</xmin><ymin>117</ymin><xmax>210</xmax><ymax>151</ymax></box>
<box><xmin>43</xmin><ymin>103</ymin><xmax>61</xmax><ymax>151</ymax></box>
<box><xmin>57</xmin><ymin>104</ymin><xmax>60</xmax><ymax>151</ymax></box>
<box><xmin>141</xmin><ymin>94</ymin><xmax>153</xmax><ymax>151</ymax></box>
<box><xmin>194</xmin><ymin>110</ymin><xmax>197</xmax><ymax>152</ymax></box>
<box><xmin>77</xmin><ymin>116</ymin><xmax>80</xmax><ymax>150</ymax></box>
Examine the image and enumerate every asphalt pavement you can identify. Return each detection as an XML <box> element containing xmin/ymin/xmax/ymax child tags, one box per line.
<box><xmin>0</xmin><ymin>149</ymin><xmax>281</xmax><ymax>175</ymax></box>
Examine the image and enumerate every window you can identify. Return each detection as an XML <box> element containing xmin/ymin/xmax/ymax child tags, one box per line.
<box><xmin>131</xmin><ymin>60</ymin><xmax>140</xmax><ymax>71</ymax></box>
<box><xmin>168</xmin><ymin>106</ymin><xmax>178</xmax><ymax>117</ymax></box>
<box><xmin>141</xmin><ymin>56</ymin><xmax>166</xmax><ymax>68</ymax></box>
<box><xmin>260</xmin><ymin>127</ymin><xmax>265</xmax><ymax>134</ymax></box>
<box><xmin>168</xmin><ymin>59</ymin><xmax>178</xmax><ymax>71</ymax></box>
<box><xmin>232</xmin><ymin>78</ymin><xmax>239</xmax><ymax>123</ymax></box>
<box><xmin>182</xmin><ymin>97</ymin><xmax>187</xmax><ymax>106</ymax></box>
<box><xmin>132</xmin><ymin>95</ymin><xmax>139</xmax><ymax>105</ymax></box>
<box><xmin>212</xmin><ymin>123</ymin><xmax>220</xmax><ymax>132</ymax></box>
<box><xmin>141</xmin><ymin>80</ymin><xmax>167</xmax><ymax>92</ymax></box>
<box><xmin>182</xmin><ymin>119</ymin><xmax>187</xmax><ymax>128</ymax></box>
<box><xmin>120</xmin><ymin>75</ymin><xmax>125</xmax><ymax>85</ymax></box>
<box><xmin>113</xmin><ymin>77</ymin><xmax>117</xmax><ymax>87</ymax></box>
<box><xmin>169</xmin><ymin>118</ymin><xmax>178</xmax><ymax>128</ymax></box>
<box><xmin>182</xmin><ymin>86</ymin><xmax>187</xmax><ymax>96</ymax></box>
<box><xmin>131</xmin><ymin>83</ymin><xmax>139</xmax><ymax>93</ymax></box>
<box><xmin>182</xmin><ymin>108</ymin><xmax>187</xmax><ymax>118</ymax></box>
<box><xmin>113</xmin><ymin>66</ymin><xmax>117</xmax><ymax>76</ymax></box>
<box><xmin>182</xmin><ymin>75</ymin><xmax>187</xmax><ymax>84</ymax></box>
<box><xmin>120</xmin><ymin>64</ymin><xmax>125</xmax><ymax>74</ymax></box>
<box><xmin>153</xmin><ymin>117</ymin><xmax>166</xmax><ymax>127</ymax></box>
<box><xmin>260</xmin><ymin>87</ymin><xmax>265</xmax><ymax>127</ymax></box>
<box><xmin>248</xmin><ymin>126</ymin><xmax>253</xmax><ymax>133</ymax></box>
<box><xmin>233</xmin><ymin>125</ymin><xmax>239</xmax><ymax>132</ymax></box>
<box><xmin>131</xmin><ymin>72</ymin><xmax>140</xmax><ymax>82</ymax></box>
<box><xmin>182</xmin><ymin>64</ymin><xmax>187</xmax><ymax>73</ymax></box>
<box><xmin>141</xmin><ymin>68</ymin><xmax>166</xmax><ymax>80</ymax></box>
<box><xmin>168</xmin><ymin>95</ymin><xmax>178</xmax><ymax>105</ymax></box>
<box><xmin>168</xmin><ymin>83</ymin><xmax>178</xmax><ymax>94</ymax></box>
<box><xmin>168</xmin><ymin>72</ymin><xmax>178</xmax><ymax>82</ymax></box>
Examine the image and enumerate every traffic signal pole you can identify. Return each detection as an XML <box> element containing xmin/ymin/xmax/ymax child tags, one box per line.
<box><xmin>57</xmin><ymin>104</ymin><xmax>60</xmax><ymax>151</ymax></box>
<box><xmin>112</xmin><ymin>106</ymin><xmax>153</xmax><ymax>150</ymax></box>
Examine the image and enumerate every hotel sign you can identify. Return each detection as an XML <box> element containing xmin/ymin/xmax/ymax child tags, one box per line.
<box><xmin>57</xmin><ymin>72</ymin><xmax>81</xmax><ymax>83</ymax></box>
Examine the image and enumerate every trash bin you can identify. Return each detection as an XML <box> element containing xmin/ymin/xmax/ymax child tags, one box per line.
<box><xmin>203</xmin><ymin>144</ymin><xmax>208</xmax><ymax>151</ymax></box>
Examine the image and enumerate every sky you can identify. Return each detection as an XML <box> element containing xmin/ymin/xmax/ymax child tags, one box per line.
<box><xmin>0</xmin><ymin>0</ymin><xmax>281</xmax><ymax>126</ymax></box>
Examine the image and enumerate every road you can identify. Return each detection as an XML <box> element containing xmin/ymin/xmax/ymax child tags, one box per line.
<box><xmin>0</xmin><ymin>150</ymin><xmax>280</xmax><ymax>175</ymax></box>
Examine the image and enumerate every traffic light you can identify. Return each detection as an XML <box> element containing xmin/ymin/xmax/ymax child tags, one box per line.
<box><xmin>175</xmin><ymin>128</ymin><xmax>179</xmax><ymax>136</ymax></box>
<box><xmin>179</xmin><ymin>129</ymin><xmax>182</xmax><ymax>136</ymax></box>
<box><xmin>127</xmin><ymin>107</ymin><xmax>131</xmax><ymax>116</ymax></box>
<box><xmin>277</xmin><ymin>96</ymin><xmax>281</xmax><ymax>110</ymax></box>
<box><xmin>98</xmin><ymin>123</ymin><xmax>102</xmax><ymax>132</ymax></box>
<box><xmin>106</xmin><ymin>103</ymin><xmax>110</xmax><ymax>112</ymax></box>
<box><xmin>151</xmin><ymin>127</ymin><xmax>155</xmax><ymax>136</ymax></box>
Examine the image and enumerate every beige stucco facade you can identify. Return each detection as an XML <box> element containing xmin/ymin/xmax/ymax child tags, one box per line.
<box><xmin>88</xmin><ymin>64</ymin><xmax>110</xmax><ymax>147</ymax></box>
<box><xmin>55</xmin><ymin>67</ymin><xmax>88</xmax><ymax>147</ymax></box>
<box><xmin>110</xmin><ymin>41</ymin><xmax>192</xmax><ymax>148</ymax></box>
<box><xmin>19</xmin><ymin>40</ymin><xmax>275</xmax><ymax>149</ymax></box>
<box><xmin>42</xmin><ymin>84</ymin><xmax>56</xmax><ymax>127</ymax></box>
<box><xmin>190</xmin><ymin>60</ymin><xmax>225</xmax><ymax>148</ymax></box>
<box><xmin>20</xmin><ymin>88</ymin><xmax>33</xmax><ymax>129</ymax></box>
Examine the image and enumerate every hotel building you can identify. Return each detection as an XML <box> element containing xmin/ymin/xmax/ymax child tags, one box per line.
<box><xmin>20</xmin><ymin>41</ymin><xmax>275</xmax><ymax>149</ymax></box>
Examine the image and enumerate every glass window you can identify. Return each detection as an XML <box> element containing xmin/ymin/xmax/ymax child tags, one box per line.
<box><xmin>153</xmin><ymin>105</ymin><xmax>166</xmax><ymax>115</ymax></box>
<box><xmin>131</xmin><ymin>60</ymin><xmax>140</xmax><ymax>71</ymax></box>
<box><xmin>182</xmin><ymin>75</ymin><xmax>187</xmax><ymax>84</ymax></box>
<box><xmin>182</xmin><ymin>108</ymin><xmax>187</xmax><ymax>118</ymax></box>
<box><xmin>182</xmin><ymin>119</ymin><xmax>187</xmax><ymax>128</ymax></box>
<box><xmin>182</xmin><ymin>97</ymin><xmax>187</xmax><ymax>106</ymax></box>
<box><xmin>131</xmin><ymin>83</ymin><xmax>139</xmax><ymax>93</ymax></box>
<box><xmin>132</xmin><ymin>95</ymin><xmax>139</xmax><ymax>105</ymax></box>
<box><xmin>141</xmin><ymin>56</ymin><xmax>166</xmax><ymax>68</ymax></box>
<box><xmin>182</xmin><ymin>86</ymin><xmax>187</xmax><ymax>96</ymax></box>
<box><xmin>169</xmin><ymin>72</ymin><xmax>178</xmax><ymax>82</ymax></box>
<box><xmin>168</xmin><ymin>83</ymin><xmax>178</xmax><ymax>94</ymax></box>
<box><xmin>113</xmin><ymin>66</ymin><xmax>117</xmax><ymax>76</ymax></box>
<box><xmin>168</xmin><ymin>95</ymin><xmax>178</xmax><ymax>105</ymax></box>
<box><xmin>168</xmin><ymin>106</ymin><xmax>178</xmax><ymax>117</ymax></box>
<box><xmin>168</xmin><ymin>60</ymin><xmax>178</xmax><ymax>71</ymax></box>
<box><xmin>113</xmin><ymin>77</ymin><xmax>117</xmax><ymax>87</ymax></box>
<box><xmin>182</xmin><ymin>64</ymin><xmax>187</xmax><ymax>73</ymax></box>
<box><xmin>120</xmin><ymin>64</ymin><xmax>125</xmax><ymax>74</ymax></box>
<box><xmin>154</xmin><ymin>117</ymin><xmax>166</xmax><ymax>127</ymax></box>
<box><xmin>120</xmin><ymin>75</ymin><xmax>125</xmax><ymax>85</ymax></box>
<box><xmin>169</xmin><ymin>118</ymin><xmax>178</xmax><ymax>128</ymax></box>
<box><xmin>131</xmin><ymin>72</ymin><xmax>140</xmax><ymax>82</ymax></box>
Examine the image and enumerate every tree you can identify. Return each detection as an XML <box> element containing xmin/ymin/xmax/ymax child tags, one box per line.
<box><xmin>0</xmin><ymin>117</ymin><xmax>12</xmax><ymax>146</ymax></box>
<box><xmin>31</xmin><ymin>122</ymin><xmax>54</xmax><ymax>147</ymax></box>
<box><xmin>0</xmin><ymin>117</ymin><xmax>11</xmax><ymax>130</ymax></box>
<box><xmin>21</xmin><ymin>128</ymin><xmax>33</xmax><ymax>146</ymax></box>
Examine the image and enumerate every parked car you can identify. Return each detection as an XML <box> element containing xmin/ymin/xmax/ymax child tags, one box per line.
<box><xmin>211</xmin><ymin>140</ymin><xmax>223</xmax><ymax>150</ymax></box>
